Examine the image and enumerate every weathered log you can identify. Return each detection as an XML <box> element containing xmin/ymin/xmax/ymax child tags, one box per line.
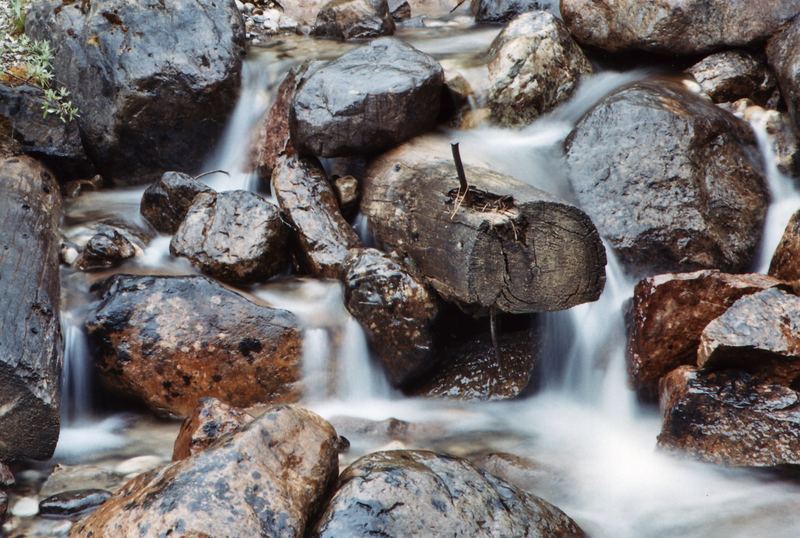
<box><xmin>361</xmin><ymin>138</ymin><xmax>606</xmax><ymax>314</ymax></box>
<box><xmin>272</xmin><ymin>155</ymin><xmax>361</xmax><ymax>279</ymax></box>
<box><xmin>0</xmin><ymin>155</ymin><xmax>62</xmax><ymax>461</ymax></box>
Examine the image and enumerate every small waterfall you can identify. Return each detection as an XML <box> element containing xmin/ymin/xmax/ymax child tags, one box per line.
<box><xmin>60</xmin><ymin>309</ymin><xmax>93</xmax><ymax>425</ymax></box>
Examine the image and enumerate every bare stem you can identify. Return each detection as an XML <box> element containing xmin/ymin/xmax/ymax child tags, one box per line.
<box><xmin>451</xmin><ymin>142</ymin><xmax>469</xmax><ymax>194</ymax></box>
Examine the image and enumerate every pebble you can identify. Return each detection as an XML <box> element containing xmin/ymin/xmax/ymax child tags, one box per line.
<box><xmin>39</xmin><ymin>489</ymin><xmax>112</xmax><ymax>518</ymax></box>
<box><xmin>11</xmin><ymin>496</ymin><xmax>39</xmax><ymax>518</ymax></box>
<box><xmin>113</xmin><ymin>455</ymin><xmax>163</xmax><ymax>476</ymax></box>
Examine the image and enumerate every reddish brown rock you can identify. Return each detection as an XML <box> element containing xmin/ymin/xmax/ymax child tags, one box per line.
<box><xmin>172</xmin><ymin>397</ymin><xmax>252</xmax><ymax>460</ymax></box>
<box><xmin>769</xmin><ymin>210</ymin><xmax>800</xmax><ymax>281</ymax></box>
<box><xmin>658</xmin><ymin>366</ymin><xmax>800</xmax><ymax>467</ymax></box>
<box><xmin>86</xmin><ymin>274</ymin><xmax>303</xmax><ymax>417</ymax></box>
<box><xmin>71</xmin><ymin>406</ymin><xmax>339</xmax><ymax>538</ymax></box>
<box><xmin>627</xmin><ymin>270</ymin><xmax>781</xmax><ymax>402</ymax></box>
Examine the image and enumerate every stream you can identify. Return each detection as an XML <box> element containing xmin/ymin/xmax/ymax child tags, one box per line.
<box><xmin>46</xmin><ymin>22</ymin><xmax>800</xmax><ymax>538</ymax></box>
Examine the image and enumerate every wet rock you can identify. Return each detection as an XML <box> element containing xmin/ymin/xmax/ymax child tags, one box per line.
<box><xmin>312</xmin><ymin>0</ymin><xmax>395</xmax><ymax>40</ymax></box>
<box><xmin>388</xmin><ymin>0</ymin><xmax>411</xmax><ymax>20</ymax></box>
<box><xmin>75</xmin><ymin>228</ymin><xmax>137</xmax><ymax>271</ymax></box>
<box><xmin>275</xmin><ymin>0</ymin><xmax>330</xmax><ymax>26</ymax></box>
<box><xmin>38</xmin><ymin>489</ymin><xmax>111</xmax><ymax>518</ymax></box>
<box><xmin>472</xmin><ymin>0</ymin><xmax>558</xmax><ymax>24</ymax></box>
<box><xmin>687</xmin><ymin>51</ymin><xmax>775</xmax><ymax>105</ymax></box>
<box><xmin>627</xmin><ymin>270</ymin><xmax>781</xmax><ymax>402</ymax></box>
<box><xmin>413</xmin><ymin>312</ymin><xmax>539</xmax><ymax>400</ymax></box>
<box><xmin>312</xmin><ymin>450</ymin><xmax>585</xmax><ymax>537</ymax></box>
<box><xmin>770</xmin><ymin>210</ymin><xmax>800</xmax><ymax>280</ymax></box>
<box><xmin>63</xmin><ymin>174</ymin><xmax>104</xmax><ymax>199</ymax></box>
<box><xmin>170</xmin><ymin>190</ymin><xmax>290</xmax><ymax>285</ymax></box>
<box><xmin>488</xmin><ymin>11</ymin><xmax>591</xmax><ymax>127</ymax></box>
<box><xmin>769</xmin><ymin>17</ymin><xmax>800</xmax><ymax>134</ymax></box>
<box><xmin>272</xmin><ymin>155</ymin><xmax>360</xmax><ymax>279</ymax></box>
<box><xmin>72</xmin><ymin>406</ymin><xmax>339</xmax><ymax>538</ymax></box>
<box><xmin>292</xmin><ymin>38</ymin><xmax>444</xmax><ymax>157</ymax></box>
<box><xmin>343</xmin><ymin>248</ymin><xmax>439</xmax><ymax>386</ymax></box>
<box><xmin>730</xmin><ymin>102</ymin><xmax>800</xmax><ymax>179</ymax></box>
<box><xmin>172</xmin><ymin>397</ymin><xmax>252</xmax><ymax>460</ymax></box>
<box><xmin>26</xmin><ymin>0</ymin><xmax>245</xmax><ymax>185</ymax></box>
<box><xmin>658</xmin><ymin>366</ymin><xmax>800</xmax><ymax>467</ymax></box>
<box><xmin>333</xmin><ymin>175</ymin><xmax>360</xmax><ymax>218</ymax></box>
<box><xmin>139</xmin><ymin>171</ymin><xmax>213</xmax><ymax>235</ymax></box>
<box><xmin>470</xmin><ymin>452</ymin><xmax>547</xmax><ymax>493</ymax></box>
<box><xmin>86</xmin><ymin>274</ymin><xmax>302</xmax><ymax>417</ymax></box>
<box><xmin>0</xmin><ymin>463</ymin><xmax>15</xmax><ymax>487</ymax></box>
<box><xmin>39</xmin><ymin>464</ymin><xmax>124</xmax><ymax>499</ymax></box>
<box><xmin>0</xmin><ymin>156</ymin><xmax>62</xmax><ymax>461</ymax></box>
<box><xmin>561</xmin><ymin>0</ymin><xmax>800</xmax><ymax>55</ymax></box>
<box><xmin>12</xmin><ymin>496</ymin><xmax>39</xmax><ymax>518</ymax></box>
<box><xmin>565</xmin><ymin>80</ymin><xmax>768</xmax><ymax>277</ymax></box>
<box><xmin>0</xmin><ymin>83</ymin><xmax>93</xmax><ymax>181</ymax></box>
<box><xmin>697</xmin><ymin>288</ymin><xmax>800</xmax><ymax>385</ymax></box>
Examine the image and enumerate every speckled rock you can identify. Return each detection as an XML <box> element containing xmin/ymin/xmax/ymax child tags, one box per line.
<box><xmin>311</xmin><ymin>450</ymin><xmax>585</xmax><ymax>537</ymax></box>
<box><xmin>172</xmin><ymin>397</ymin><xmax>252</xmax><ymax>460</ymax></box>
<box><xmin>39</xmin><ymin>489</ymin><xmax>111</xmax><ymax>518</ymax></box>
<box><xmin>71</xmin><ymin>406</ymin><xmax>339</xmax><ymax>538</ymax></box>
<box><xmin>770</xmin><ymin>210</ymin><xmax>800</xmax><ymax>280</ymax></box>
<box><xmin>687</xmin><ymin>50</ymin><xmax>775</xmax><ymax>105</ymax></box>
<box><xmin>627</xmin><ymin>270</ymin><xmax>781</xmax><ymax>402</ymax></box>
<box><xmin>85</xmin><ymin>274</ymin><xmax>302</xmax><ymax>417</ymax></box>
<box><xmin>488</xmin><ymin>11</ymin><xmax>591</xmax><ymax>127</ymax></box>
<box><xmin>75</xmin><ymin>227</ymin><xmax>138</xmax><ymax>271</ymax></box>
<box><xmin>170</xmin><ymin>190</ymin><xmax>290</xmax><ymax>285</ymax></box>
<box><xmin>140</xmin><ymin>171</ymin><xmax>213</xmax><ymax>234</ymax></box>
<box><xmin>312</xmin><ymin>0</ymin><xmax>395</xmax><ymax>40</ymax></box>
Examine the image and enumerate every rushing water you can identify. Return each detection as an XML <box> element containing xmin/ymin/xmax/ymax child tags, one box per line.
<box><xmin>52</xmin><ymin>23</ymin><xmax>800</xmax><ymax>537</ymax></box>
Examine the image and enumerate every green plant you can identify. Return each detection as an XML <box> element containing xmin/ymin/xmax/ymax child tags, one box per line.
<box><xmin>42</xmin><ymin>87</ymin><xmax>79</xmax><ymax>123</ymax></box>
<box><xmin>11</xmin><ymin>0</ymin><xmax>27</xmax><ymax>35</ymax></box>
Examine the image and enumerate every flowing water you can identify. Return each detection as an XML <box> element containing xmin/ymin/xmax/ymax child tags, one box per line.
<box><xmin>51</xmin><ymin>22</ymin><xmax>800</xmax><ymax>538</ymax></box>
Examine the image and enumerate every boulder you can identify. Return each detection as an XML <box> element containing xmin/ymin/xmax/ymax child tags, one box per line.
<box><xmin>471</xmin><ymin>0</ymin><xmax>559</xmax><ymax>23</ymax></box>
<box><xmin>768</xmin><ymin>17</ymin><xmax>800</xmax><ymax>132</ymax></box>
<box><xmin>85</xmin><ymin>274</ymin><xmax>303</xmax><ymax>417</ymax></box>
<box><xmin>565</xmin><ymin>80</ymin><xmax>768</xmax><ymax>277</ymax></box>
<box><xmin>730</xmin><ymin>102</ymin><xmax>800</xmax><ymax>178</ymax></box>
<box><xmin>38</xmin><ymin>489</ymin><xmax>111</xmax><ymax>518</ymax></box>
<box><xmin>272</xmin><ymin>155</ymin><xmax>361</xmax><ymax>279</ymax></box>
<box><xmin>658</xmin><ymin>366</ymin><xmax>800</xmax><ymax>467</ymax></box>
<box><xmin>770</xmin><ymin>210</ymin><xmax>800</xmax><ymax>280</ymax></box>
<box><xmin>291</xmin><ymin>38</ymin><xmax>444</xmax><ymax>157</ymax></box>
<box><xmin>488</xmin><ymin>11</ymin><xmax>591</xmax><ymax>127</ymax></box>
<box><xmin>0</xmin><ymin>83</ymin><xmax>93</xmax><ymax>181</ymax></box>
<box><xmin>26</xmin><ymin>0</ymin><xmax>246</xmax><ymax>185</ymax></box>
<box><xmin>172</xmin><ymin>397</ymin><xmax>252</xmax><ymax>460</ymax></box>
<box><xmin>170</xmin><ymin>190</ymin><xmax>290</xmax><ymax>285</ymax></box>
<box><xmin>72</xmin><ymin>406</ymin><xmax>339</xmax><ymax>538</ymax></box>
<box><xmin>312</xmin><ymin>0</ymin><xmax>395</xmax><ymax>40</ymax></box>
<box><xmin>686</xmin><ymin>51</ymin><xmax>775</xmax><ymax>105</ymax></box>
<box><xmin>343</xmin><ymin>248</ymin><xmax>439</xmax><ymax>386</ymax></box>
<box><xmin>311</xmin><ymin>450</ymin><xmax>585</xmax><ymax>537</ymax></box>
<box><xmin>0</xmin><ymin>156</ymin><xmax>62</xmax><ymax>461</ymax></box>
<box><xmin>561</xmin><ymin>0</ymin><xmax>800</xmax><ymax>55</ymax></box>
<box><xmin>388</xmin><ymin>0</ymin><xmax>411</xmax><ymax>20</ymax></box>
<box><xmin>139</xmin><ymin>171</ymin><xmax>213</xmax><ymax>235</ymax></box>
<box><xmin>697</xmin><ymin>288</ymin><xmax>800</xmax><ymax>384</ymax></box>
<box><xmin>627</xmin><ymin>270</ymin><xmax>781</xmax><ymax>401</ymax></box>
<box><xmin>75</xmin><ymin>227</ymin><xmax>138</xmax><ymax>271</ymax></box>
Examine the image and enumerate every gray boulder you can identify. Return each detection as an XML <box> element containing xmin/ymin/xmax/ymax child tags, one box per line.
<box><xmin>312</xmin><ymin>0</ymin><xmax>395</xmax><ymax>40</ymax></box>
<box><xmin>471</xmin><ymin>0</ymin><xmax>559</xmax><ymax>23</ymax></box>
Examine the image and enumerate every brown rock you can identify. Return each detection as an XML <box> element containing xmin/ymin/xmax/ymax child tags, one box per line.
<box><xmin>86</xmin><ymin>274</ymin><xmax>302</xmax><ymax>417</ymax></box>
<box><xmin>343</xmin><ymin>248</ymin><xmax>439</xmax><ymax>386</ymax></box>
<box><xmin>172</xmin><ymin>397</ymin><xmax>252</xmax><ymax>460</ymax></box>
<box><xmin>627</xmin><ymin>270</ymin><xmax>781</xmax><ymax>401</ymax></box>
<box><xmin>770</xmin><ymin>210</ymin><xmax>800</xmax><ymax>281</ymax></box>
<box><xmin>71</xmin><ymin>406</ymin><xmax>339</xmax><ymax>538</ymax></box>
<box><xmin>686</xmin><ymin>50</ymin><xmax>775</xmax><ymax>105</ymax></box>
<box><xmin>658</xmin><ymin>366</ymin><xmax>800</xmax><ymax>467</ymax></box>
<box><xmin>768</xmin><ymin>17</ymin><xmax>800</xmax><ymax>132</ymax></box>
<box><xmin>312</xmin><ymin>0</ymin><xmax>395</xmax><ymax>40</ymax></box>
<box><xmin>170</xmin><ymin>190</ymin><xmax>290</xmax><ymax>285</ymax></box>
<box><xmin>139</xmin><ymin>171</ymin><xmax>213</xmax><ymax>234</ymax></box>
<box><xmin>332</xmin><ymin>175</ymin><xmax>360</xmax><ymax>218</ymax></box>
<box><xmin>311</xmin><ymin>450</ymin><xmax>585</xmax><ymax>537</ymax></box>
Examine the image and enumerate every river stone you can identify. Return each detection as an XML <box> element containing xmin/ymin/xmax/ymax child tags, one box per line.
<box><xmin>627</xmin><ymin>270</ymin><xmax>781</xmax><ymax>402</ymax></box>
<box><xmin>85</xmin><ymin>274</ymin><xmax>302</xmax><ymax>417</ymax></box>
<box><xmin>172</xmin><ymin>397</ymin><xmax>252</xmax><ymax>460</ymax></box>
<box><xmin>686</xmin><ymin>51</ymin><xmax>776</xmax><ymax>105</ymax></box>
<box><xmin>697</xmin><ymin>288</ymin><xmax>800</xmax><ymax>385</ymax></box>
<box><xmin>565</xmin><ymin>80</ymin><xmax>768</xmax><ymax>277</ymax></box>
<box><xmin>561</xmin><ymin>0</ymin><xmax>800</xmax><ymax>55</ymax></box>
<box><xmin>312</xmin><ymin>450</ymin><xmax>585</xmax><ymax>537</ymax></box>
<box><xmin>312</xmin><ymin>0</ymin><xmax>395</xmax><ymax>40</ymax></box>
<box><xmin>75</xmin><ymin>228</ymin><xmax>138</xmax><ymax>271</ymax></box>
<box><xmin>768</xmin><ymin>17</ymin><xmax>800</xmax><ymax>135</ymax></box>
<box><xmin>38</xmin><ymin>489</ymin><xmax>111</xmax><ymax>518</ymax></box>
<box><xmin>471</xmin><ymin>0</ymin><xmax>558</xmax><ymax>23</ymax></box>
<box><xmin>140</xmin><ymin>171</ymin><xmax>213</xmax><ymax>234</ymax></box>
<box><xmin>292</xmin><ymin>37</ymin><xmax>444</xmax><ymax>157</ymax></box>
<box><xmin>71</xmin><ymin>406</ymin><xmax>339</xmax><ymax>538</ymax></box>
<box><xmin>343</xmin><ymin>248</ymin><xmax>439</xmax><ymax>387</ymax></box>
<box><xmin>25</xmin><ymin>0</ymin><xmax>245</xmax><ymax>185</ymax></box>
<box><xmin>770</xmin><ymin>210</ymin><xmax>800</xmax><ymax>281</ymax></box>
<box><xmin>170</xmin><ymin>190</ymin><xmax>290</xmax><ymax>285</ymax></box>
<box><xmin>658</xmin><ymin>366</ymin><xmax>800</xmax><ymax>467</ymax></box>
<box><xmin>488</xmin><ymin>11</ymin><xmax>591</xmax><ymax>127</ymax></box>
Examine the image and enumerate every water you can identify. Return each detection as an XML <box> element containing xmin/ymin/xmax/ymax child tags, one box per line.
<box><xmin>51</xmin><ymin>25</ymin><xmax>800</xmax><ymax>538</ymax></box>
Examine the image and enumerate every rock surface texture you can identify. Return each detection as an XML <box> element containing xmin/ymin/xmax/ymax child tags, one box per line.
<box><xmin>566</xmin><ymin>80</ymin><xmax>767</xmax><ymax>277</ymax></box>
<box><xmin>687</xmin><ymin>50</ymin><xmax>776</xmax><ymax>105</ymax></box>
<box><xmin>312</xmin><ymin>0</ymin><xmax>395</xmax><ymax>40</ymax></box>
<box><xmin>471</xmin><ymin>0</ymin><xmax>559</xmax><ymax>23</ymax></box>
<box><xmin>172</xmin><ymin>397</ymin><xmax>252</xmax><ymax>460</ymax></box>
<box><xmin>770</xmin><ymin>209</ymin><xmax>800</xmax><ymax>281</ymax></box>
<box><xmin>768</xmin><ymin>17</ymin><xmax>800</xmax><ymax>140</ymax></box>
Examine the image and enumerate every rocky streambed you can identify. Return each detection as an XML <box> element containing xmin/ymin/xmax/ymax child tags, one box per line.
<box><xmin>3</xmin><ymin>0</ymin><xmax>800</xmax><ymax>536</ymax></box>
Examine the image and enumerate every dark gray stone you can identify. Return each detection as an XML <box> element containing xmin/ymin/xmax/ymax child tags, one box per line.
<box><xmin>140</xmin><ymin>171</ymin><xmax>214</xmax><ymax>234</ymax></box>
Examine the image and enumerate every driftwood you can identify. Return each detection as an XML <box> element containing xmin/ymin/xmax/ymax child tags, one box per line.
<box><xmin>361</xmin><ymin>139</ymin><xmax>606</xmax><ymax>314</ymax></box>
<box><xmin>272</xmin><ymin>154</ymin><xmax>361</xmax><ymax>279</ymax></box>
<box><xmin>0</xmin><ymin>156</ymin><xmax>62</xmax><ymax>460</ymax></box>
